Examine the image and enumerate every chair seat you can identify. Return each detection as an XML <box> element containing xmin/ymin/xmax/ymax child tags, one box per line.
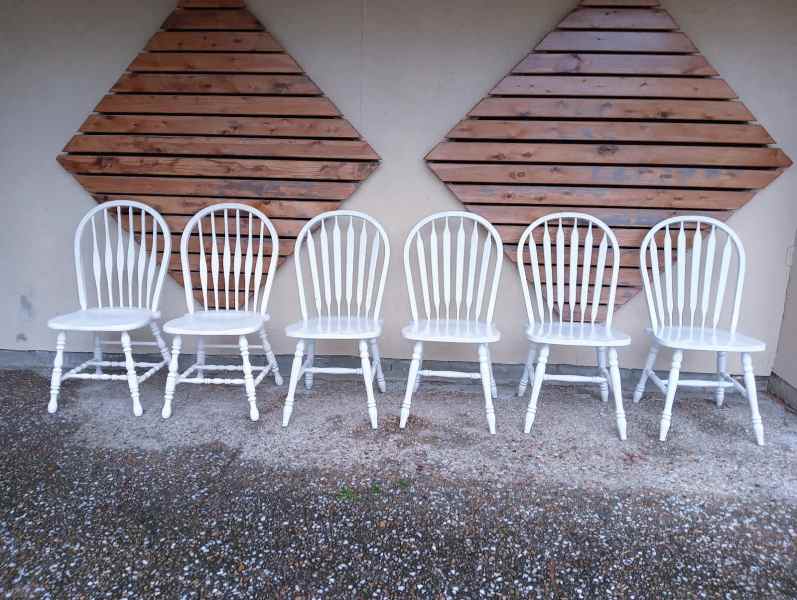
<box><xmin>48</xmin><ymin>307</ymin><xmax>156</xmax><ymax>332</ymax></box>
<box><xmin>164</xmin><ymin>310</ymin><xmax>268</xmax><ymax>336</ymax></box>
<box><xmin>649</xmin><ymin>326</ymin><xmax>765</xmax><ymax>353</ymax></box>
<box><xmin>285</xmin><ymin>317</ymin><xmax>382</xmax><ymax>340</ymax></box>
<box><xmin>402</xmin><ymin>319</ymin><xmax>501</xmax><ymax>343</ymax></box>
<box><xmin>526</xmin><ymin>322</ymin><xmax>631</xmax><ymax>347</ymax></box>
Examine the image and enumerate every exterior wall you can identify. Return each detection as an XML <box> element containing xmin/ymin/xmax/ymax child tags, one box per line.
<box><xmin>773</xmin><ymin>230</ymin><xmax>797</xmax><ymax>386</ymax></box>
<box><xmin>1</xmin><ymin>0</ymin><xmax>796</xmax><ymax>374</ymax></box>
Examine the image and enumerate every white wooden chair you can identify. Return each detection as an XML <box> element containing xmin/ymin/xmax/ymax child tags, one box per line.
<box><xmin>162</xmin><ymin>203</ymin><xmax>283</xmax><ymax>421</ymax></box>
<box><xmin>400</xmin><ymin>211</ymin><xmax>503</xmax><ymax>434</ymax></box>
<box><xmin>516</xmin><ymin>213</ymin><xmax>630</xmax><ymax>440</ymax></box>
<box><xmin>634</xmin><ymin>216</ymin><xmax>765</xmax><ymax>445</ymax></box>
<box><xmin>282</xmin><ymin>211</ymin><xmax>390</xmax><ymax>430</ymax></box>
<box><xmin>47</xmin><ymin>200</ymin><xmax>172</xmax><ymax>416</ymax></box>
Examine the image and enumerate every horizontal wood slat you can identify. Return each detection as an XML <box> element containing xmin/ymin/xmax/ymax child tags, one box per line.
<box><xmin>537</xmin><ymin>31</ymin><xmax>696</xmax><ymax>53</ymax></box>
<box><xmin>491</xmin><ymin>76</ymin><xmax>736</xmax><ymax>99</ymax></box>
<box><xmin>95</xmin><ymin>94</ymin><xmax>340</xmax><ymax>116</ymax></box>
<box><xmin>80</xmin><ymin>115</ymin><xmax>360</xmax><ymax>138</ymax></box>
<box><xmin>113</xmin><ymin>73</ymin><xmax>320</xmax><ymax>95</ymax></box>
<box><xmin>512</xmin><ymin>53</ymin><xmax>717</xmax><ymax>76</ymax></box>
<box><xmin>128</xmin><ymin>52</ymin><xmax>301</xmax><ymax>73</ymax></box>
<box><xmin>428</xmin><ymin>143</ymin><xmax>791</xmax><ymax>168</ymax></box>
<box><xmin>163</xmin><ymin>9</ymin><xmax>262</xmax><ymax>30</ymax></box>
<box><xmin>146</xmin><ymin>31</ymin><xmax>282</xmax><ymax>52</ymax></box>
<box><xmin>468</xmin><ymin>98</ymin><xmax>753</xmax><ymax>121</ymax></box>
<box><xmin>558</xmin><ymin>8</ymin><xmax>676</xmax><ymax>29</ymax></box>
<box><xmin>60</xmin><ymin>155</ymin><xmax>376</xmax><ymax>181</ymax></box>
<box><xmin>448</xmin><ymin>120</ymin><xmax>773</xmax><ymax>144</ymax></box>
<box><xmin>431</xmin><ymin>163</ymin><xmax>780</xmax><ymax>189</ymax></box>
<box><xmin>67</xmin><ymin>135</ymin><xmax>379</xmax><ymax>160</ymax></box>
<box><xmin>178</xmin><ymin>1</ymin><xmax>246</xmax><ymax>8</ymax></box>
<box><xmin>579</xmin><ymin>0</ymin><xmax>660</xmax><ymax>6</ymax></box>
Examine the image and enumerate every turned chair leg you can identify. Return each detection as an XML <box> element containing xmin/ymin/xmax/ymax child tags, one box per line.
<box><xmin>742</xmin><ymin>353</ymin><xmax>764</xmax><ymax>446</ymax></box>
<box><xmin>259</xmin><ymin>327</ymin><xmax>283</xmax><ymax>386</ymax></box>
<box><xmin>359</xmin><ymin>340</ymin><xmax>378</xmax><ymax>429</ymax></box>
<box><xmin>120</xmin><ymin>331</ymin><xmax>142</xmax><ymax>417</ymax></box>
<box><xmin>486</xmin><ymin>347</ymin><xmax>498</xmax><ymax>400</ymax></box>
<box><xmin>524</xmin><ymin>345</ymin><xmax>549</xmax><ymax>434</ymax></box>
<box><xmin>400</xmin><ymin>342</ymin><xmax>423</xmax><ymax>429</ymax></box>
<box><xmin>518</xmin><ymin>344</ymin><xmax>537</xmax><ymax>397</ymax></box>
<box><xmin>659</xmin><ymin>349</ymin><xmax>683</xmax><ymax>441</ymax></box>
<box><xmin>634</xmin><ymin>343</ymin><xmax>659</xmax><ymax>403</ymax></box>
<box><xmin>282</xmin><ymin>340</ymin><xmax>305</xmax><ymax>427</ymax></box>
<box><xmin>607</xmin><ymin>348</ymin><xmax>627</xmax><ymax>441</ymax></box>
<box><xmin>369</xmin><ymin>339</ymin><xmax>387</xmax><ymax>393</ymax></box>
<box><xmin>715</xmin><ymin>351</ymin><xmax>727</xmax><ymax>407</ymax></box>
<box><xmin>239</xmin><ymin>336</ymin><xmax>259</xmax><ymax>422</ymax></box>
<box><xmin>196</xmin><ymin>337</ymin><xmax>206</xmax><ymax>379</ymax></box>
<box><xmin>597</xmin><ymin>347</ymin><xmax>610</xmax><ymax>403</ymax></box>
<box><xmin>162</xmin><ymin>335</ymin><xmax>182</xmax><ymax>419</ymax></box>
<box><xmin>478</xmin><ymin>344</ymin><xmax>496</xmax><ymax>435</ymax></box>
<box><xmin>413</xmin><ymin>345</ymin><xmax>423</xmax><ymax>393</ymax></box>
<box><xmin>303</xmin><ymin>340</ymin><xmax>315</xmax><ymax>390</ymax></box>
<box><xmin>48</xmin><ymin>331</ymin><xmax>66</xmax><ymax>414</ymax></box>
<box><xmin>93</xmin><ymin>335</ymin><xmax>103</xmax><ymax>375</ymax></box>
<box><xmin>150</xmin><ymin>320</ymin><xmax>171</xmax><ymax>364</ymax></box>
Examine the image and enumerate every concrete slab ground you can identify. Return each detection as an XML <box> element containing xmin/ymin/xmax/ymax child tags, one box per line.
<box><xmin>1</xmin><ymin>368</ymin><xmax>795</xmax><ymax>598</ymax></box>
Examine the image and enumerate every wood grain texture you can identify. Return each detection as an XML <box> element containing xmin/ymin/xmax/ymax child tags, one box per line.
<box><xmin>426</xmin><ymin>0</ymin><xmax>790</xmax><ymax>318</ymax></box>
<box><xmin>58</xmin><ymin>1</ymin><xmax>379</xmax><ymax>287</ymax></box>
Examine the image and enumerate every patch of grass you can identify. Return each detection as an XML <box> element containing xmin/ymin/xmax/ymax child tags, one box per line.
<box><xmin>396</xmin><ymin>478</ymin><xmax>411</xmax><ymax>490</ymax></box>
<box><xmin>370</xmin><ymin>482</ymin><xmax>382</xmax><ymax>495</ymax></box>
<box><xmin>337</xmin><ymin>486</ymin><xmax>358</xmax><ymax>502</ymax></box>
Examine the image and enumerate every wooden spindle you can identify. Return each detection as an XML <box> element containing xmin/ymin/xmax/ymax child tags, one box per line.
<box><xmin>455</xmin><ymin>218</ymin><xmax>465</xmax><ymax>320</ymax></box>
<box><xmin>243</xmin><ymin>213</ymin><xmax>253</xmax><ymax>312</ymax></box>
<box><xmin>430</xmin><ymin>223</ymin><xmax>440</xmax><ymax>320</ymax></box>
<box><xmin>91</xmin><ymin>216</ymin><xmax>102</xmax><ymax>308</ymax></box>
<box><xmin>465</xmin><ymin>221</ymin><xmax>478</xmax><ymax>320</ymax></box>
<box><xmin>568</xmin><ymin>219</ymin><xmax>579</xmax><ymax>323</ymax></box>
<box><xmin>579</xmin><ymin>222</ymin><xmax>593</xmax><ymax>325</ymax></box>
<box><xmin>416</xmin><ymin>235</ymin><xmax>431</xmax><ymax>319</ymax></box>
<box><xmin>689</xmin><ymin>223</ymin><xmax>702</xmax><ymax>328</ymax></box>
<box><xmin>701</xmin><ymin>226</ymin><xmax>717</xmax><ymax>329</ymax></box>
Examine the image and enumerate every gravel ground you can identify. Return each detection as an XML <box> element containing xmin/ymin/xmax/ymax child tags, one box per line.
<box><xmin>1</xmin><ymin>368</ymin><xmax>796</xmax><ymax>598</ymax></box>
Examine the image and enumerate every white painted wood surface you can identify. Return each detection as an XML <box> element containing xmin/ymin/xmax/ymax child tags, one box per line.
<box><xmin>47</xmin><ymin>200</ymin><xmax>172</xmax><ymax>416</ymax></box>
<box><xmin>162</xmin><ymin>203</ymin><xmax>282</xmax><ymax>421</ymax></box>
<box><xmin>283</xmin><ymin>211</ymin><xmax>390</xmax><ymax>430</ymax></box>
<box><xmin>400</xmin><ymin>211</ymin><xmax>503</xmax><ymax>434</ymax></box>
<box><xmin>515</xmin><ymin>213</ymin><xmax>630</xmax><ymax>440</ymax></box>
<box><xmin>635</xmin><ymin>216</ymin><xmax>765</xmax><ymax>445</ymax></box>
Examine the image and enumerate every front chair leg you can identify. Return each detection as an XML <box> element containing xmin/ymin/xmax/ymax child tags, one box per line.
<box><xmin>517</xmin><ymin>344</ymin><xmax>537</xmax><ymax>397</ymax></box>
<box><xmin>400</xmin><ymin>342</ymin><xmax>423</xmax><ymax>429</ymax></box>
<box><xmin>121</xmin><ymin>331</ymin><xmax>142</xmax><ymax>417</ymax></box>
<box><xmin>282</xmin><ymin>340</ymin><xmax>305</xmax><ymax>427</ymax></box>
<box><xmin>597</xmin><ymin>347</ymin><xmax>610</xmax><ymax>402</ymax></box>
<box><xmin>715</xmin><ymin>351</ymin><xmax>727</xmax><ymax>407</ymax></box>
<box><xmin>607</xmin><ymin>348</ymin><xmax>627</xmax><ymax>441</ymax></box>
<box><xmin>48</xmin><ymin>331</ymin><xmax>67</xmax><ymax>413</ymax></box>
<box><xmin>525</xmin><ymin>345</ymin><xmax>549</xmax><ymax>434</ymax></box>
<box><xmin>659</xmin><ymin>350</ymin><xmax>683</xmax><ymax>441</ymax></box>
<box><xmin>196</xmin><ymin>337</ymin><xmax>206</xmax><ymax>379</ymax></box>
<box><xmin>258</xmin><ymin>328</ymin><xmax>283</xmax><ymax>386</ymax></box>
<box><xmin>93</xmin><ymin>335</ymin><xmax>104</xmax><ymax>375</ymax></box>
<box><xmin>150</xmin><ymin>320</ymin><xmax>171</xmax><ymax>364</ymax></box>
<box><xmin>240</xmin><ymin>336</ymin><xmax>259</xmax><ymax>422</ymax></box>
<box><xmin>487</xmin><ymin>347</ymin><xmax>498</xmax><ymax>400</ymax></box>
<box><xmin>359</xmin><ymin>340</ymin><xmax>378</xmax><ymax>429</ymax></box>
<box><xmin>742</xmin><ymin>353</ymin><xmax>764</xmax><ymax>446</ymax></box>
<box><xmin>633</xmin><ymin>343</ymin><xmax>659</xmax><ymax>403</ymax></box>
<box><xmin>304</xmin><ymin>340</ymin><xmax>315</xmax><ymax>390</ymax></box>
<box><xmin>369</xmin><ymin>339</ymin><xmax>386</xmax><ymax>393</ymax></box>
<box><xmin>413</xmin><ymin>345</ymin><xmax>423</xmax><ymax>393</ymax></box>
<box><xmin>478</xmin><ymin>344</ymin><xmax>496</xmax><ymax>435</ymax></box>
<box><xmin>162</xmin><ymin>335</ymin><xmax>182</xmax><ymax>419</ymax></box>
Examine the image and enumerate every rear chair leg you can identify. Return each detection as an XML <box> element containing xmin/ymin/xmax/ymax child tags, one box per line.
<box><xmin>517</xmin><ymin>344</ymin><xmax>537</xmax><ymax>397</ymax></box>
<box><xmin>150</xmin><ymin>320</ymin><xmax>170</xmax><ymax>364</ymax></box>
<box><xmin>121</xmin><ymin>332</ymin><xmax>142</xmax><ymax>417</ymax></box>
<box><xmin>282</xmin><ymin>340</ymin><xmax>305</xmax><ymax>427</ymax></box>
<box><xmin>196</xmin><ymin>337</ymin><xmax>206</xmax><ymax>379</ymax></box>
<box><xmin>487</xmin><ymin>348</ymin><xmax>498</xmax><ymax>400</ymax></box>
<box><xmin>259</xmin><ymin>328</ymin><xmax>283</xmax><ymax>386</ymax></box>
<box><xmin>162</xmin><ymin>335</ymin><xmax>182</xmax><ymax>419</ymax></box>
<box><xmin>369</xmin><ymin>339</ymin><xmax>386</xmax><ymax>393</ymax></box>
<box><xmin>478</xmin><ymin>344</ymin><xmax>496</xmax><ymax>435</ymax></box>
<box><xmin>240</xmin><ymin>336</ymin><xmax>259</xmax><ymax>422</ymax></box>
<box><xmin>525</xmin><ymin>345</ymin><xmax>549</xmax><ymax>434</ymax></box>
<box><xmin>608</xmin><ymin>348</ymin><xmax>627</xmax><ymax>441</ymax></box>
<box><xmin>359</xmin><ymin>340</ymin><xmax>378</xmax><ymax>429</ymax></box>
<box><xmin>48</xmin><ymin>332</ymin><xmax>66</xmax><ymax>414</ymax></box>
<box><xmin>304</xmin><ymin>340</ymin><xmax>315</xmax><ymax>390</ymax></box>
<box><xmin>597</xmin><ymin>347</ymin><xmax>610</xmax><ymax>403</ymax></box>
<box><xmin>413</xmin><ymin>346</ymin><xmax>423</xmax><ymax>393</ymax></box>
<box><xmin>400</xmin><ymin>342</ymin><xmax>422</xmax><ymax>428</ymax></box>
<box><xmin>742</xmin><ymin>353</ymin><xmax>764</xmax><ymax>446</ymax></box>
<box><xmin>715</xmin><ymin>351</ymin><xmax>727</xmax><ymax>407</ymax></box>
<box><xmin>93</xmin><ymin>335</ymin><xmax>103</xmax><ymax>375</ymax></box>
<box><xmin>634</xmin><ymin>344</ymin><xmax>659</xmax><ymax>403</ymax></box>
<box><xmin>659</xmin><ymin>350</ymin><xmax>682</xmax><ymax>441</ymax></box>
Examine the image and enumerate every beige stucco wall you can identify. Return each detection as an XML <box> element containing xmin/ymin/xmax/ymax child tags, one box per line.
<box><xmin>1</xmin><ymin>0</ymin><xmax>796</xmax><ymax>375</ymax></box>
<box><xmin>773</xmin><ymin>230</ymin><xmax>797</xmax><ymax>385</ymax></box>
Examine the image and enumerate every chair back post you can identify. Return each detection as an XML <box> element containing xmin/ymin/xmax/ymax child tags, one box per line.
<box><xmin>73</xmin><ymin>200</ymin><xmax>172</xmax><ymax>312</ymax></box>
<box><xmin>293</xmin><ymin>210</ymin><xmax>390</xmax><ymax>322</ymax></box>
<box><xmin>639</xmin><ymin>215</ymin><xmax>747</xmax><ymax>335</ymax></box>
<box><xmin>179</xmin><ymin>203</ymin><xmax>279</xmax><ymax>315</ymax></box>
<box><xmin>516</xmin><ymin>212</ymin><xmax>621</xmax><ymax>328</ymax></box>
<box><xmin>403</xmin><ymin>211</ymin><xmax>503</xmax><ymax>324</ymax></box>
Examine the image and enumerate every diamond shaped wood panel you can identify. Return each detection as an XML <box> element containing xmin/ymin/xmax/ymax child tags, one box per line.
<box><xmin>426</xmin><ymin>0</ymin><xmax>791</xmax><ymax>315</ymax></box>
<box><xmin>58</xmin><ymin>0</ymin><xmax>379</xmax><ymax>294</ymax></box>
